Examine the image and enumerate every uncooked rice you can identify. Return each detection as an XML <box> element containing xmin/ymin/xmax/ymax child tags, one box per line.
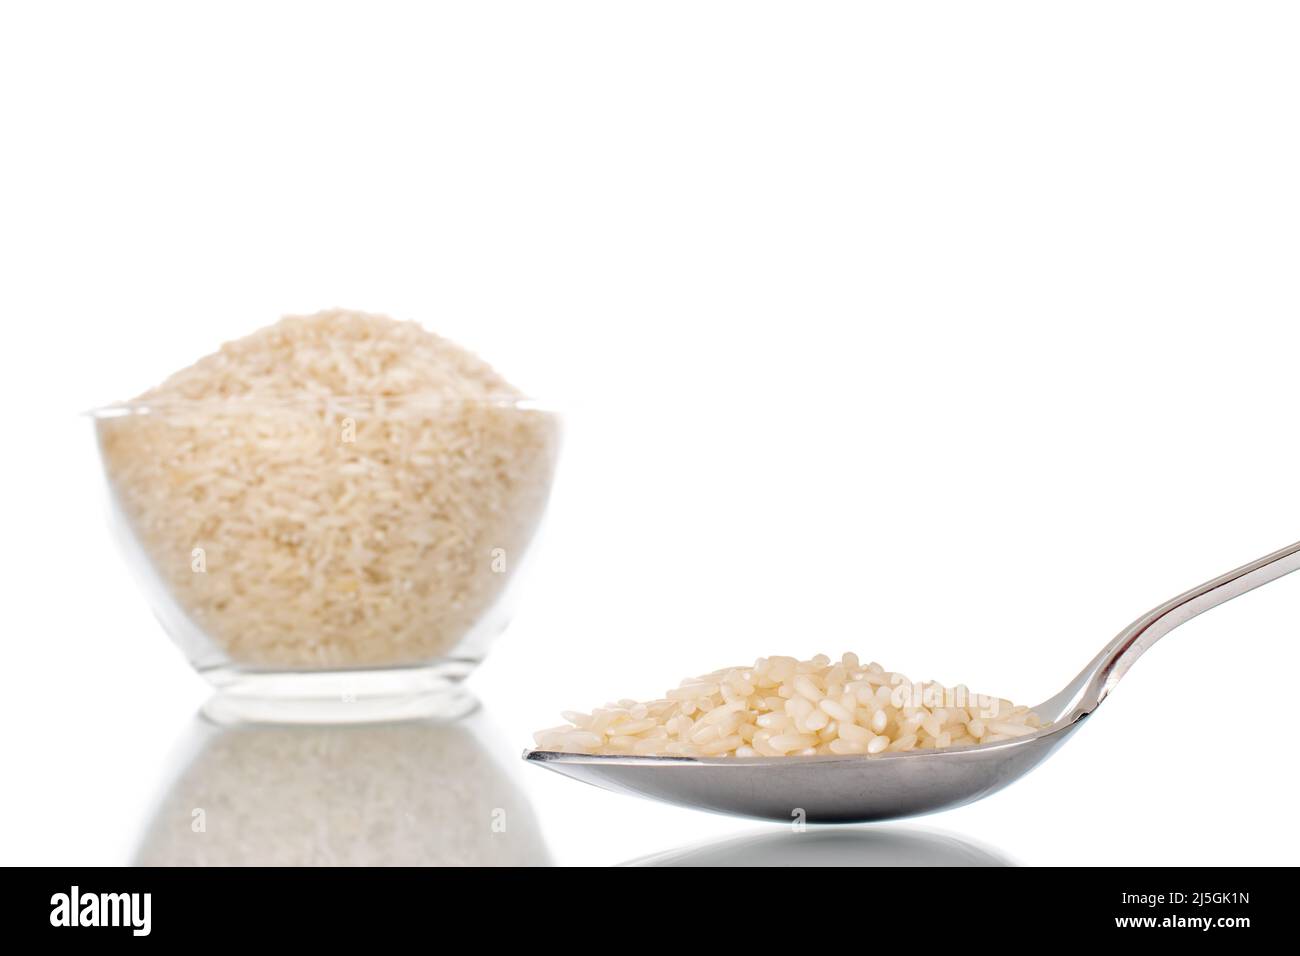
<box><xmin>534</xmin><ymin>654</ymin><xmax>1044</xmax><ymax>756</ymax></box>
<box><xmin>96</xmin><ymin>310</ymin><xmax>558</xmax><ymax>669</ymax></box>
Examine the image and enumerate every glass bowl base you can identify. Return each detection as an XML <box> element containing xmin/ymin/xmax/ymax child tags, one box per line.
<box><xmin>200</xmin><ymin>661</ymin><xmax>479</xmax><ymax>724</ymax></box>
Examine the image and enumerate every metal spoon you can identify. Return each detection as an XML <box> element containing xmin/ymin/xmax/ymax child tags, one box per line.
<box><xmin>525</xmin><ymin>537</ymin><xmax>1300</xmax><ymax>823</ymax></box>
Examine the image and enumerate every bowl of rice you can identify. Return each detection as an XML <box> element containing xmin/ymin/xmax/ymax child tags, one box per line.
<box><xmin>92</xmin><ymin>310</ymin><xmax>559</xmax><ymax>706</ymax></box>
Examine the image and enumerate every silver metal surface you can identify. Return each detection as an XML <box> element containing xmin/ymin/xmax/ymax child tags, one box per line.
<box><xmin>526</xmin><ymin>537</ymin><xmax>1300</xmax><ymax>823</ymax></box>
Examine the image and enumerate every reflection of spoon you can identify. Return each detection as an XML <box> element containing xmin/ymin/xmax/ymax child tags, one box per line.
<box><xmin>529</xmin><ymin>537</ymin><xmax>1300</xmax><ymax>822</ymax></box>
<box><xmin>625</xmin><ymin>827</ymin><xmax>1014</xmax><ymax>867</ymax></box>
<box><xmin>136</xmin><ymin>698</ymin><xmax>551</xmax><ymax>866</ymax></box>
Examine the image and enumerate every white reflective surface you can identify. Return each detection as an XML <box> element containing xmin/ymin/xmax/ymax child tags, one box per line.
<box><xmin>135</xmin><ymin>703</ymin><xmax>551</xmax><ymax>867</ymax></box>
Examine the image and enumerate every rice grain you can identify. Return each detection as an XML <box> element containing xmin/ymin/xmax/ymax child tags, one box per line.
<box><xmin>534</xmin><ymin>653</ymin><xmax>1044</xmax><ymax>757</ymax></box>
<box><xmin>97</xmin><ymin>310</ymin><xmax>558</xmax><ymax>669</ymax></box>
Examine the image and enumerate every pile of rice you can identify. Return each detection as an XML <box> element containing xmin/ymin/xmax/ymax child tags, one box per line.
<box><xmin>97</xmin><ymin>310</ymin><xmax>558</xmax><ymax>669</ymax></box>
<box><xmin>533</xmin><ymin>654</ymin><xmax>1044</xmax><ymax>757</ymax></box>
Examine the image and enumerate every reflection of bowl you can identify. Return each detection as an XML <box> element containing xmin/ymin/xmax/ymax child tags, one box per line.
<box><xmin>92</xmin><ymin>396</ymin><xmax>558</xmax><ymax>701</ymax></box>
<box><xmin>134</xmin><ymin>703</ymin><xmax>552</xmax><ymax>866</ymax></box>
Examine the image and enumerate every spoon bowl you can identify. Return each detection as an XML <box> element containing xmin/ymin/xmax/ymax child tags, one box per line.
<box><xmin>527</xmin><ymin>537</ymin><xmax>1300</xmax><ymax>823</ymax></box>
<box><xmin>526</xmin><ymin>720</ymin><xmax>1084</xmax><ymax>823</ymax></box>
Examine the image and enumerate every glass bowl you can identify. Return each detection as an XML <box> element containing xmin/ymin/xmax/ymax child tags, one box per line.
<box><xmin>91</xmin><ymin>395</ymin><xmax>559</xmax><ymax>712</ymax></box>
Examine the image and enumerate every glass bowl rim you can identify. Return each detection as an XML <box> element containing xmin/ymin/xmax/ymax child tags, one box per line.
<box><xmin>85</xmin><ymin>394</ymin><xmax>554</xmax><ymax>418</ymax></box>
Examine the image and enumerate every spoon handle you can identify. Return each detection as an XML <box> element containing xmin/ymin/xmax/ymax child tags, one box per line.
<box><xmin>1049</xmin><ymin>537</ymin><xmax>1300</xmax><ymax>723</ymax></box>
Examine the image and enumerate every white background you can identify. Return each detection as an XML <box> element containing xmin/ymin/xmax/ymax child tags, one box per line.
<box><xmin>1</xmin><ymin>1</ymin><xmax>1298</xmax><ymax>866</ymax></box>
